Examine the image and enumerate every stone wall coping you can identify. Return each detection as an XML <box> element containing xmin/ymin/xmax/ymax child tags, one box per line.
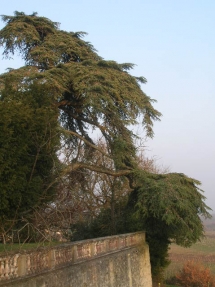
<box><xmin>0</xmin><ymin>232</ymin><xmax>145</xmax><ymax>283</ymax></box>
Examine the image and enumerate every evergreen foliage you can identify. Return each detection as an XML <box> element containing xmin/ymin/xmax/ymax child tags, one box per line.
<box><xmin>0</xmin><ymin>11</ymin><xmax>161</xmax><ymax>222</ymax></box>
<box><xmin>0</xmin><ymin>81</ymin><xmax>60</xmax><ymax>224</ymax></box>
<box><xmin>126</xmin><ymin>171</ymin><xmax>211</xmax><ymax>279</ymax></box>
<box><xmin>0</xmin><ymin>12</ymin><xmax>212</xmax><ymax>279</ymax></box>
<box><xmin>71</xmin><ymin>172</ymin><xmax>211</xmax><ymax>279</ymax></box>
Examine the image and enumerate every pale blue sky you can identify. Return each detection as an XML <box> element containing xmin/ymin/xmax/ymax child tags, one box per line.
<box><xmin>1</xmin><ymin>0</ymin><xmax>215</xmax><ymax>211</ymax></box>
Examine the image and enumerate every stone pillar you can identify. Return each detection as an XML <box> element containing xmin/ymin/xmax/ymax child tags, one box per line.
<box><xmin>47</xmin><ymin>249</ymin><xmax>56</xmax><ymax>269</ymax></box>
<box><xmin>17</xmin><ymin>255</ymin><xmax>27</xmax><ymax>277</ymax></box>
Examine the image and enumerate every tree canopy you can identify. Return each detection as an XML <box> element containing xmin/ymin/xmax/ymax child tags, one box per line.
<box><xmin>0</xmin><ymin>11</ymin><xmax>211</xmax><ymax>278</ymax></box>
<box><xmin>0</xmin><ymin>11</ymin><xmax>161</xmax><ymax>232</ymax></box>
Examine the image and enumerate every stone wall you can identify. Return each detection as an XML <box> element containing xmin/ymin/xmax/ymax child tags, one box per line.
<box><xmin>0</xmin><ymin>232</ymin><xmax>152</xmax><ymax>287</ymax></box>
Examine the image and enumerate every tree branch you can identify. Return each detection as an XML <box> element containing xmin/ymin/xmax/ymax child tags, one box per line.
<box><xmin>65</xmin><ymin>162</ymin><xmax>132</xmax><ymax>177</ymax></box>
<box><xmin>62</xmin><ymin>129</ymin><xmax>111</xmax><ymax>158</ymax></box>
<box><xmin>58</xmin><ymin>105</ymin><xmax>107</xmax><ymax>132</ymax></box>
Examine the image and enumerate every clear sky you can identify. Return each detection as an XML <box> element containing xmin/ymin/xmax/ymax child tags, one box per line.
<box><xmin>1</xmin><ymin>0</ymin><xmax>215</xmax><ymax>211</ymax></box>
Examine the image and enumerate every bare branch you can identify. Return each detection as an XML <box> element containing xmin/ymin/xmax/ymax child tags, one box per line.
<box><xmin>62</xmin><ymin>129</ymin><xmax>111</xmax><ymax>158</ymax></box>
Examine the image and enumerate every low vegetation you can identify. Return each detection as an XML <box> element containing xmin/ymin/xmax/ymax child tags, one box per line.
<box><xmin>176</xmin><ymin>260</ymin><xmax>215</xmax><ymax>287</ymax></box>
<box><xmin>165</xmin><ymin>230</ymin><xmax>215</xmax><ymax>285</ymax></box>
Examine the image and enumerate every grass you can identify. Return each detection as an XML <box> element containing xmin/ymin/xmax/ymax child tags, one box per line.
<box><xmin>0</xmin><ymin>241</ymin><xmax>61</xmax><ymax>255</ymax></box>
<box><xmin>164</xmin><ymin>231</ymin><xmax>215</xmax><ymax>280</ymax></box>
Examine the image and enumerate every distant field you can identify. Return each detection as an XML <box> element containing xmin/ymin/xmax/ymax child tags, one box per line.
<box><xmin>165</xmin><ymin>231</ymin><xmax>215</xmax><ymax>279</ymax></box>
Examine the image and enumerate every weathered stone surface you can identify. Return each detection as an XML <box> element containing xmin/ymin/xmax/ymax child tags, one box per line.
<box><xmin>0</xmin><ymin>233</ymin><xmax>152</xmax><ymax>287</ymax></box>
